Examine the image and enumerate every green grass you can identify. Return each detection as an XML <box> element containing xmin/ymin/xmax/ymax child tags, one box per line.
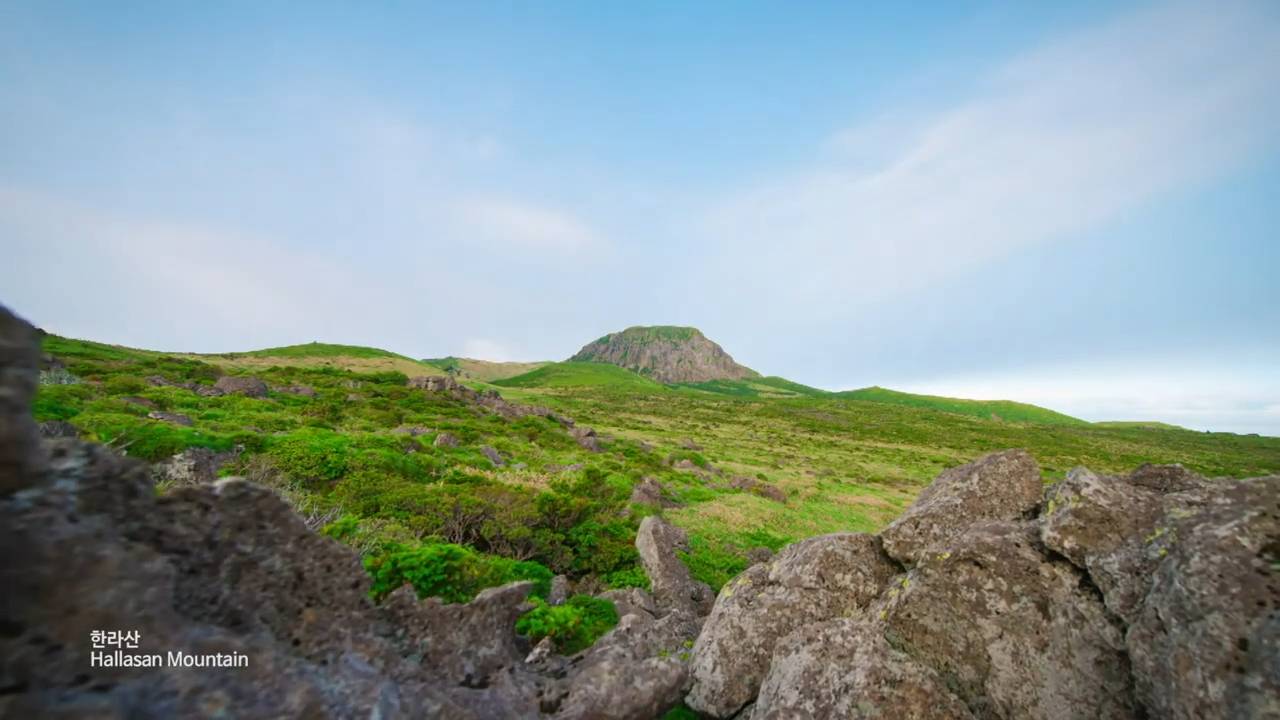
<box><xmin>226</xmin><ymin>342</ymin><xmax>415</xmax><ymax>361</ymax></box>
<box><xmin>33</xmin><ymin>331</ymin><xmax>1280</xmax><ymax>604</ymax></box>
<box><xmin>494</xmin><ymin>361</ymin><xmax>666</xmax><ymax>390</ymax></box>
<box><xmin>676</xmin><ymin>376</ymin><xmax>827</xmax><ymax>398</ymax></box>
<box><xmin>835</xmin><ymin>386</ymin><xmax>1087</xmax><ymax>426</ymax></box>
<box><xmin>584</xmin><ymin>325</ymin><xmax>703</xmax><ymax>346</ymax></box>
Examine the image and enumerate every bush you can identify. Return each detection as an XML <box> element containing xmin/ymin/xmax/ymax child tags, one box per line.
<box><xmin>267</xmin><ymin>428</ymin><xmax>350</xmax><ymax>485</ymax></box>
<box><xmin>364</xmin><ymin>542</ymin><xmax>553</xmax><ymax>604</ymax></box>
<box><xmin>516</xmin><ymin>595</ymin><xmax>619</xmax><ymax>654</ymax></box>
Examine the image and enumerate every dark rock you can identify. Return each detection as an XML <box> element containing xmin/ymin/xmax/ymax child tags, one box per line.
<box><xmin>147</xmin><ymin>410</ymin><xmax>193</xmax><ymax>426</ymax></box>
<box><xmin>549</xmin><ymin>575</ymin><xmax>570</xmax><ymax>606</ymax></box>
<box><xmin>152</xmin><ymin>446</ymin><xmax>242</xmax><ymax>487</ymax></box>
<box><xmin>0</xmin><ymin>305</ymin><xmax>43</xmax><ymax>494</ymax></box>
<box><xmin>880</xmin><ymin>449</ymin><xmax>1041</xmax><ymax>566</ymax></box>
<box><xmin>38</xmin><ymin>419</ymin><xmax>81</xmax><ymax>439</ymax></box>
<box><xmin>1126</xmin><ymin>474</ymin><xmax>1280</xmax><ymax>720</ymax></box>
<box><xmin>881</xmin><ymin>521</ymin><xmax>1135</xmax><ymax>720</ymax></box>
<box><xmin>481</xmin><ymin>445</ymin><xmax>505</xmax><ymax>467</ymax></box>
<box><xmin>753</xmin><ymin>619</ymin><xmax>973</xmax><ymax>720</ymax></box>
<box><xmin>214</xmin><ymin>375</ymin><xmax>269</xmax><ymax>398</ymax></box>
<box><xmin>630</xmin><ymin>476</ymin><xmax>680</xmax><ymax>508</ymax></box>
<box><xmin>554</xmin><ymin>609</ymin><xmax>703</xmax><ymax>719</ymax></box>
<box><xmin>687</xmin><ymin>533</ymin><xmax>898</xmax><ymax>717</ymax></box>
<box><xmin>598</xmin><ymin>587</ymin><xmax>658</xmax><ymax>620</ymax></box>
<box><xmin>434</xmin><ymin>431</ymin><xmax>460</xmax><ymax>448</ymax></box>
<box><xmin>1040</xmin><ymin>466</ymin><xmax>1212</xmax><ymax>623</ymax></box>
<box><xmin>571</xmin><ymin>426</ymin><xmax>602</xmax><ymax>452</ymax></box>
<box><xmin>636</xmin><ymin>516</ymin><xmax>714</xmax><ymax>616</ymax></box>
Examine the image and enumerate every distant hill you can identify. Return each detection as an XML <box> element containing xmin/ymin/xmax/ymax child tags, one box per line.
<box><xmin>569</xmin><ymin>326</ymin><xmax>757</xmax><ymax>384</ymax></box>
<box><xmin>422</xmin><ymin>356</ymin><xmax>551</xmax><ymax>383</ymax></box>
<box><xmin>675</xmin><ymin>376</ymin><xmax>828</xmax><ymax>398</ymax></box>
<box><xmin>835</xmin><ymin>386</ymin><xmax>1087</xmax><ymax>426</ymax></box>
<box><xmin>493</xmin><ymin>361</ymin><xmax>665</xmax><ymax>390</ymax></box>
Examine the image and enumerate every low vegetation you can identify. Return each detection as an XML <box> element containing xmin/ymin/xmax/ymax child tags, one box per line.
<box><xmin>34</xmin><ymin>333</ymin><xmax>1280</xmax><ymax>628</ymax></box>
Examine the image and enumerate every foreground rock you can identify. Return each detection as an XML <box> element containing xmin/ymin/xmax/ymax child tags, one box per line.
<box><xmin>754</xmin><ymin>619</ymin><xmax>973</xmax><ymax>720</ymax></box>
<box><xmin>636</xmin><ymin>516</ymin><xmax>714</xmax><ymax>616</ymax></box>
<box><xmin>686</xmin><ymin>533</ymin><xmax>898</xmax><ymax>717</ymax></box>
<box><xmin>880</xmin><ymin>449</ymin><xmax>1041</xmax><ymax>565</ymax></box>
<box><xmin>686</xmin><ymin>446</ymin><xmax>1278</xmax><ymax>719</ymax></box>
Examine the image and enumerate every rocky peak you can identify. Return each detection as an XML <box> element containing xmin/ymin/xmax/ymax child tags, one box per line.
<box><xmin>569</xmin><ymin>326</ymin><xmax>757</xmax><ymax>384</ymax></box>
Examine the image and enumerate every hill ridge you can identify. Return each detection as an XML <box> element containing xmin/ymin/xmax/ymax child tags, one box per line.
<box><xmin>570</xmin><ymin>325</ymin><xmax>757</xmax><ymax>384</ymax></box>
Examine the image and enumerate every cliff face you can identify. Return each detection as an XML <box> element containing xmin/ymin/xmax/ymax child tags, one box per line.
<box><xmin>569</xmin><ymin>326</ymin><xmax>757</xmax><ymax>384</ymax></box>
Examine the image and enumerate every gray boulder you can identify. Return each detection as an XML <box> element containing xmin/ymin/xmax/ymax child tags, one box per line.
<box><xmin>686</xmin><ymin>533</ymin><xmax>898</xmax><ymax>718</ymax></box>
<box><xmin>880</xmin><ymin>449</ymin><xmax>1041</xmax><ymax>566</ymax></box>
<box><xmin>434</xmin><ymin>431</ymin><xmax>460</xmax><ymax>448</ymax></box>
<box><xmin>1126</xmin><ymin>474</ymin><xmax>1280</xmax><ymax>720</ymax></box>
<box><xmin>881</xmin><ymin>521</ymin><xmax>1135</xmax><ymax>719</ymax></box>
<box><xmin>214</xmin><ymin>375</ymin><xmax>269</xmax><ymax>397</ymax></box>
<box><xmin>636</xmin><ymin>516</ymin><xmax>714</xmax><ymax>616</ymax></box>
<box><xmin>152</xmin><ymin>446</ymin><xmax>242</xmax><ymax>487</ymax></box>
<box><xmin>481</xmin><ymin>445</ymin><xmax>505</xmax><ymax>466</ymax></box>
<box><xmin>1040</xmin><ymin>465</ymin><xmax>1212</xmax><ymax>623</ymax></box>
<box><xmin>598</xmin><ymin>587</ymin><xmax>658</xmax><ymax>620</ymax></box>
<box><xmin>630</xmin><ymin>476</ymin><xmax>679</xmax><ymax>508</ymax></box>
<box><xmin>571</xmin><ymin>426</ymin><xmax>602</xmax><ymax>452</ymax></box>
<box><xmin>753</xmin><ymin>619</ymin><xmax>973</xmax><ymax>720</ymax></box>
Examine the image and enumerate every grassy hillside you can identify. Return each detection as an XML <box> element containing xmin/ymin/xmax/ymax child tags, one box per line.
<box><xmin>33</xmin><ymin>332</ymin><xmax>1280</xmax><ymax>598</ymax></box>
<box><xmin>423</xmin><ymin>356</ymin><xmax>551</xmax><ymax>383</ymax></box>
<box><xmin>836</xmin><ymin>386</ymin><xmax>1087</xmax><ymax>426</ymax></box>
<box><xmin>675</xmin><ymin>376</ymin><xmax>827</xmax><ymax>398</ymax></box>
<box><xmin>494</xmin><ymin>361</ymin><xmax>666</xmax><ymax>391</ymax></box>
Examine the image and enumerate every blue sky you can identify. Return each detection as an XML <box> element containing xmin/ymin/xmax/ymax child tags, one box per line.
<box><xmin>2</xmin><ymin>0</ymin><xmax>1278</xmax><ymax>434</ymax></box>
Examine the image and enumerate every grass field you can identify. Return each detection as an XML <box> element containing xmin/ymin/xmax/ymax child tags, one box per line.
<box><xmin>34</xmin><ymin>335</ymin><xmax>1280</xmax><ymax>593</ymax></box>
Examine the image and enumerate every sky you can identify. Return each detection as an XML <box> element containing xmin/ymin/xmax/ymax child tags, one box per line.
<box><xmin>2</xmin><ymin>0</ymin><xmax>1278</xmax><ymax>434</ymax></box>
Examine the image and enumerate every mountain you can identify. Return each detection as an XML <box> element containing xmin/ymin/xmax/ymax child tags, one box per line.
<box><xmin>569</xmin><ymin>325</ymin><xmax>758</xmax><ymax>384</ymax></box>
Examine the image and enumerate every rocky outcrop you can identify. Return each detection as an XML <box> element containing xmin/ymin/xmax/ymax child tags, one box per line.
<box><xmin>147</xmin><ymin>374</ymin><xmax>226</xmax><ymax>397</ymax></box>
<box><xmin>686</xmin><ymin>533</ymin><xmax>898</xmax><ymax>717</ymax></box>
<box><xmin>629</xmin><ymin>476</ymin><xmax>680</xmax><ymax>508</ymax></box>
<box><xmin>754</xmin><ymin>619</ymin><xmax>974</xmax><ymax>720</ymax></box>
<box><xmin>214</xmin><ymin>375</ymin><xmax>269</xmax><ymax>397</ymax></box>
<box><xmin>152</xmin><ymin>446</ymin><xmax>242</xmax><ymax>486</ymax></box>
<box><xmin>569</xmin><ymin>326</ymin><xmax>757</xmax><ymax>384</ymax></box>
<box><xmin>880</xmin><ymin>449</ymin><xmax>1041</xmax><ymax>565</ymax></box>
<box><xmin>408</xmin><ymin>375</ymin><xmax>574</xmax><ymax>428</ymax></box>
<box><xmin>636</xmin><ymin>516</ymin><xmax>714</xmax><ymax>616</ymax></box>
<box><xmin>684</xmin><ymin>449</ymin><xmax>1278</xmax><ymax>720</ymax></box>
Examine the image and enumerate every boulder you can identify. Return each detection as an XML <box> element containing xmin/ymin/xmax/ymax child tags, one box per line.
<box><xmin>753</xmin><ymin>619</ymin><xmax>973</xmax><ymax>720</ymax></box>
<box><xmin>1040</xmin><ymin>466</ymin><xmax>1212</xmax><ymax>623</ymax></box>
<box><xmin>554</xmin><ymin>609</ymin><xmax>703</xmax><ymax>720</ymax></box>
<box><xmin>37</xmin><ymin>419</ymin><xmax>80</xmax><ymax>439</ymax></box>
<box><xmin>481</xmin><ymin>445</ymin><xmax>505</xmax><ymax>466</ymax></box>
<box><xmin>434</xmin><ymin>431</ymin><xmax>460</xmax><ymax>448</ymax></box>
<box><xmin>152</xmin><ymin>446</ymin><xmax>242</xmax><ymax>487</ymax></box>
<box><xmin>630</xmin><ymin>476</ymin><xmax>679</xmax><ymax>508</ymax></box>
<box><xmin>571</xmin><ymin>426</ymin><xmax>602</xmax><ymax>452</ymax></box>
<box><xmin>635</xmin><ymin>516</ymin><xmax>714</xmax><ymax>616</ymax></box>
<box><xmin>0</xmin><ymin>305</ymin><xmax>43</xmax><ymax>494</ymax></box>
<box><xmin>881</xmin><ymin>521</ymin><xmax>1135</xmax><ymax>719</ymax></box>
<box><xmin>549</xmin><ymin>575</ymin><xmax>570</xmax><ymax>606</ymax></box>
<box><xmin>1126</xmin><ymin>474</ymin><xmax>1280</xmax><ymax>720</ymax></box>
<box><xmin>214</xmin><ymin>375</ymin><xmax>269</xmax><ymax>397</ymax></box>
<box><xmin>147</xmin><ymin>410</ymin><xmax>193</xmax><ymax>426</ymax></box>
<box><xmin>686</xmin><ymin>533</ymin><xmax>899</xmax><ymax>717</ymax></box>
<box><xmin>598</xmin><ymin>587</ymin><xmax>658</xmax><ymax>620</ymax></box>
<box><xmin>880</xmin><ymin>449</ymin><xmax>1041</xmax><ymax>566</ymax></box>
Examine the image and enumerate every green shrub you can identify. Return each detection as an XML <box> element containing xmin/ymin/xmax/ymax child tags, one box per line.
<box><xmin>267</xmin><ymin>428</ymin><xmax>350</xmax><ymax>485</ymax></box>
<box><xmin>364</xmin><ymin>542</ymin><xmax>553</xmax><ymax>603</ymax></box>
<box><xmin>32</xmin><ymin>383</ymin><xmax>95</xmax><ymax>421</ymax></box>
<box><xmin>515</xmin><ymin>595</ymin><xmax>618</xmax><ymax>654</ymax></box>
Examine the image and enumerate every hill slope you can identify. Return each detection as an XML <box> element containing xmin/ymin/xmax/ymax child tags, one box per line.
<box><xmin>570</xmin><ymin>326</ymin><xmax>757</xmax><ymax>384</ymax></box>
<box><xmin>835</xmin><ymin>386</ymin><xmax>1087</xmax><ymax>426</ymax></box>
<box><xmin>493</xmin><ymin>361</ymin><xmax>665</xmax><ymax>390</ymax></box>
<box><xmin>423</xmin><ymin>356</ymin><xmax>552</xmax><ymax>383</ymax></box>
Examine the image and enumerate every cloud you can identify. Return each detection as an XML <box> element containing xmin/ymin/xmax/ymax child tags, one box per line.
<box><xmin>460</xmin><ymin>338</ymin><xmax>517</xmax><ymax>362</ymax></box>
<box><xmin>696</xmin><ymin>1</ymin><xmax>1280</xmax><ymax>314</ymax></box>
<box><xmin>455</xmin><ymin>196</ymin><xmax>606</xmax><ymax>255</ymax></box>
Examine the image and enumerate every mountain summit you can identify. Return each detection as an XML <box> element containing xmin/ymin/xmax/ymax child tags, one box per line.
<box><xmin>570</xmin><ymin>325</ymin><xmax>758</xmax><ymax>384</ymax></box>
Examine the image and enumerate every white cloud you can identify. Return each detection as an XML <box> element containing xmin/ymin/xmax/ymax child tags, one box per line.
<box><xmin>697</xmin><ymin>0</ymin><xmax>1280</xmax><ymax>311</ymax></box>
<box><xmin>456</xmin><ymin>196</ymin><xmax>605</xmax><ymax>255</ymax></box>
<box><xmin>460</xmin><ymin>338</ymin><xmax>516</xmax><ymax>362</ymax></box>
